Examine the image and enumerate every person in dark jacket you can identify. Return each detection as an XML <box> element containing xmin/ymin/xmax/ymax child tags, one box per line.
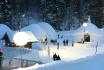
<box><xmin>53</xmin><ymin>53</ymin><xmax>57</xmax><ymax>61</ymax></box>
<box><xmin>56</xmin><ymin>55</ymin><xmax>61</xmax><ymax>60</ymax></box>
<box><xmin>57</xmin><ymin>42</ymin><xmax>59</xmax><ymax>49</ymax></box>
<box><xmin>66</xmin><ymin>40</ymin><xmax>68</xmax><ymax>46</ymax></box>
<box><xmin>63</xmin><ymin>40</ymin><xmax>65</xmax><ymax>46</ymax></box>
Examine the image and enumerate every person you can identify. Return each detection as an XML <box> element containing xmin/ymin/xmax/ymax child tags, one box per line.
<box><xmin>63</xmin><ymin>40</ymin><xmax>65</xmax><ymax>46</ymax></box>
<box><xmin>72</xmin><ymin>41</ymin><xmax>74</xmax><ymax>47</ymax></box>
<box><xmin>47</xmin><ymin>47</ymin><xmax>50</xmax><ymax>57</ymax></box>
<box><xmin>66</xmin><ymin>40</ymin><xmax>68</xmax><ymax>46</ymax></box>
<box><xmin>0</xmin><ymin>48</ymin><xmax>3</xmax><ymax>68</ymax></box>
<box><xmin>45</xmin><ymin>37</ymin><xmax>48</xmax><ymax>45</ymax></box>
<box><xmin>56</xmin><ymin>55</ymin><xmax>61</xmax><ymax>60</ymax></box>
<box><xmin>53</xmin><ymin>53</ymin><xmax>57</xmax><ymax>61</ymax></box>
<box><xmin>57</xmin><ymin>34</ymin><xmax>59</xmax><ymax>39</ymax></box>
<box><xmin>57</xmin><ymin>42</ymin><xmax>59</xmax><ymax>49</ymax></box>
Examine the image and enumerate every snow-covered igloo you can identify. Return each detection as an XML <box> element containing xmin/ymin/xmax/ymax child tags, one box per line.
<box><xmin>73</xmin><ymin>22</ymin><xmax>104</xmax><ymax>42</ymax></box>
<box><xmin>38</xmin><ymin>22</ymin><xmax>57</xmax><ymax>41</ymax></box>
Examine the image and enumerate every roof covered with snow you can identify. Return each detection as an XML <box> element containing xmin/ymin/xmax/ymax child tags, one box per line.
<box><xmin>24</xmin><ymin>31</ymin><xmax>38</xmax><ymax>42</ymax></box>
<box><xmin>0</xmin><ymin>24</ymin><xmax>14</xmax><ymax>42</ymax></box>
<box><xmin>73</xmin><ymin>23</ymin><xmax>104</xmax><ymax>42</ymax></box>
<box><xmin>75</xmin><ymin>23</ymin><xmax>104</xmax><ymax>35</ymax></box>
<box><xmin>38</xmin><ymin>22</ymin><xmax>57</xmax><ymax>40</ymax></box>
<box><xmin>21</xmin><ymin>24</ymin><xmax>47</xmax><ymax>41</ymax></box>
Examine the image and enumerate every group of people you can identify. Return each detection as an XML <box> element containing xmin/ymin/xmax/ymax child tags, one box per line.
<box><xmin>56</xmin><ymin>39</ymin><xmax>69</xmax><ymax>49</ymax></box>
<box><xmin>63</xmin><ymin>40</ymin><xmax>68</xmax><ymax>46</ymax></box>
<box><xmin>53</xmin><ymin>53</ymin><xmax>61</xmax><ymax>61</ymax></box>
<box><xmin>57</xmin><ymin>34</ymin><xmax>63</xmax><ymax>39</ymax></box>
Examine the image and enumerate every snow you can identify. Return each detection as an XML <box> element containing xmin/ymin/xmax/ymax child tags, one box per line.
<box><xmin>11</xmin><ymin>41</ymin><xmax>104</xmax><ymax>70</ymax></box>
<box><xmin>75</xmin><ymin>23</ymin><xmax>103</xmax><ymax>34</ymax></box>
<box><xmin>21</xmin><ymin>24</ymin><xmax>47</xmax><ymax>41</ymax></box>
<box><xmin>13</xmin><ymin>51</ymin><xmax>104</xmax><ymax>70</ymax></box>
<box><xmin>1</xmin><ymin>23</ymin><xmax>104</xmax><ymax>70</ymax></box>
<box><xmin>57</xmin><ymin>31</ymin><xmax>74</xmax><ymax>42</ymax></box>
<box><xmin>13</xmin><ymin>31</ymin><xmax>38</xmax><ymax>46</ymax></box>
<box><xmin>24</xmin><ymin>31</ymin><xmax>38</xmax><ymax>42</ymax></box>
<box><xmin>38</xmin><ymin>22</ymin><xmax>57</xmax><ymax>40</ymax></box>
<box><xmin>0</xmin><ymin>24</ymin><xmax>14</xmax><ymax>42</ymax></box>
<box><xmin>73</xmin><ymin>22</ymin><xmax>104</xmax><ymax>42</ymax></box>
<box><xmin>32</xmin><ymin>42</ymin><xmax>43</xmax><ymax>50</ymax></box>
<box><xmin>12</xmin><ymin>27</ymin><xmax>104</xmax><ymax>70</ymax></box>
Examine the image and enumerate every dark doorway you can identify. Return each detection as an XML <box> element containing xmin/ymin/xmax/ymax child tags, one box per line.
<box><xmin>84</xmin><ymin>33</ymin><xmax>90</xmax><ymax>42</ymax></box>
<box><xmin>1</xmin><ymin>32</ymin><xmax>11</xmax><ymax>46</ymax></box>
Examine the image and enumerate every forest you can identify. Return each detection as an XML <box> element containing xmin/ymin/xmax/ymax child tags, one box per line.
<box><xmin>0</xmin><ymin>0</ymin><xmax>104</xmax><ymax>30</ymax></box>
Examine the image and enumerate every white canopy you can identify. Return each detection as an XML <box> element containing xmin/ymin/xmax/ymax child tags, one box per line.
<box><xmin>38</xmin><ymin>22</ymin><xmax>57</xmax><ymax>40</ymax></box>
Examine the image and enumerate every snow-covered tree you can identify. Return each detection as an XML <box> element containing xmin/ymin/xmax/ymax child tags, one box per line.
<box><xmin>0</xmin><ymin>0</ymin><xmax>104</xmax><ymax>30</ymax></box>
<box><xmin>0</xmin><ymin>0</ymin><xmax>12</xmax><ymax>23</ymax></box>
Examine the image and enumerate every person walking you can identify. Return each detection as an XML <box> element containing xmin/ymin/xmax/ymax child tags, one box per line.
<box><xmin>63</xmin><ymin>40</ymin><xmax>65</xmax><ymax>46</ymax></box>
<box><xmin>66</xmin><ymin>40</ymin><xmax>68</xmax><ymax>46</ymax></box>
<box><xmin>57</xmin><ymin>42</ymin><xmax>59</xmax><ymax>49</ymax></box>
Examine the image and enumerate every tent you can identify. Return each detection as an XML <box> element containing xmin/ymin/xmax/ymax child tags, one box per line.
<box><xmin>38</xmin><ymin>22</ymin><xmax>57</xmax><ymax>41</ymax></box>
<box><xmin>21</xmin><ymin>24</ymin><xmax>47</xmax><ymax>42</ymax></box>
<box><xmin>73</xmin><ymin>23</ymin><xmax>104</xmax><ymax>42</ymax></box>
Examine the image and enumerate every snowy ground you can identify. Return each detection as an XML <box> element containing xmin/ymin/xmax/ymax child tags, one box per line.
<box><xmin>13</xmin><ymin>53</ymin><xmax>104</xmax><ymax>70</ymax></box>
<box><xmin>7</xmin><ymin>41</ymin><xmax>104</xmax><ymax>70</ymax></box>
<box><xmin>1</xmin><ymin>22</ymin><xmax>104</xmax><ymax>70</ymax></box>
<box><xmin>1</xmin><ymin>32</ymin><xmax>104</xmax><ymax>70</ymax></box>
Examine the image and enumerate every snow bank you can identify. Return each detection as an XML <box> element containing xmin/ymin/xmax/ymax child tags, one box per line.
<box><xmin>13</xmin><ymin>54</ymin><xmax>104</xmax><ymax>70</ymax></box>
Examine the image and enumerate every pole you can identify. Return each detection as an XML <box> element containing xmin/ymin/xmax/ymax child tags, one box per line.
<box><xmin>95</xmin><ymin>42</ymin><xmax>98</xmax><ymax>54</ymax></box>
<box><xmin>21</xmin><ymin>46</ymin><xmax>24</xmax><ymax>67</ymax></box>
<box><xmin>83</xmin><ymin>27</ymin><xmax>85</xmax><ymax>43</ymax></box>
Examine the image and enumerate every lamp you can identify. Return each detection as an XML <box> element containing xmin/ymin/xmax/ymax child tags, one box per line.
<box><xmin>13</xmin><ymin>32</ymin><xmax>28</xmax><ymax>46</ymax></box>
<box><xmin>83</xmin><ymin>22</ymin><xmax>87</xmax><ymax>32</ymax></box>
<box><xmin>83</xmin><ymin>22</ymin><xmax>87</xmax><ymax>27</ymax></box>
<box><xmin>83</xmin><ymin>22</ymin><xmax>87</xmax><ymax>43</ymax></box>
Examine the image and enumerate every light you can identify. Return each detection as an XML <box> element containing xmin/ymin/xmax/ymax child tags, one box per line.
<box><xmin>22</xmin><ymin>14</ymin><xmax>25</xmax><ymax>17</ymax></box>
<box><xmin>83</xmin><ymin>22</ymin><xmax>87</xmax><ymax>27</ymax></box>
<box><xmin>13</xmin><ymin>32</ymin><xmax>28</xmax><ymax>46</ymax></box>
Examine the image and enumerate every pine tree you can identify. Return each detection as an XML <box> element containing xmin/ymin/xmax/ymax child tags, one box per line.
<box><xmin>0</xmin><ymin>0</ymin><xmax>12</xmax><ymax>23</ymax></box>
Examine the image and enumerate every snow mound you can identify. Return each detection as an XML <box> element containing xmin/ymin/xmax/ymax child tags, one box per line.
<box><xmin>21</xmin><ymin>24</ymin><xmax>47</xmax><ymax>41</ymax></box>
<box><xmin>75</xmin><ymin>23</ymin><xmax>103</xmax><ymax>34</ymax></box>
<box><xmin>73</xmin><ymin>23</ymin><xmax>104</xmax><ymax>42</ymax></box>
<box><xmin>38</xmin><ymin>22</ymin><xmax>57</xmax><ymax>40</ymax></box>
<box><xmin>13</xmin><ymin>54</ymin><xmax>104</xmax><ymax>70</ymax></box>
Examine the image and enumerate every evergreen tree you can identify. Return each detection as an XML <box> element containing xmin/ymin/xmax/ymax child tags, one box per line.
<box><xmin>0</xmin><ymin>0</ymin><xmax>12</xmax><ymax>23</ymax></box>
<box><xmin>0</xmin><ymin>0</ymin><xmax>103</xmax><ymax>30</ymax></box>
